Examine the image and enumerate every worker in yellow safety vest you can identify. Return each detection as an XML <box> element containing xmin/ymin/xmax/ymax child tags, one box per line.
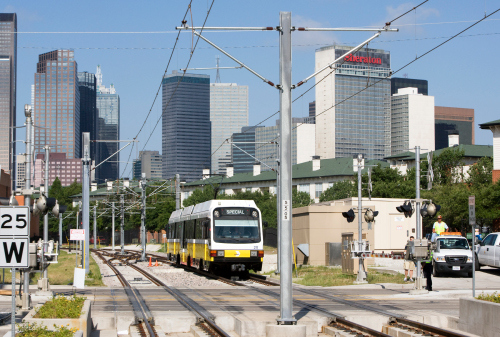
<box><xmin>432</xmin><ymin>215</ymin><xmax>449</xmax><ymax>236</ymax></box>
<box><xmin>422</xmin><ymin>250</ymin><xmax>434</xmax><ymax>291</ymax></box>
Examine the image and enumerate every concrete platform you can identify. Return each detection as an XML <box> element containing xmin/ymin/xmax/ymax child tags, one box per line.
<box><xmin>266</xmin><ymin>324</ymin><xmax>307</xmax><ymax>337</ymax></box>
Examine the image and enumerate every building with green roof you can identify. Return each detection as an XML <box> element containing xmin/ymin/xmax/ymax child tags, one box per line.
<box><xmin>182</xmin><ymin>157</ymin><xmax>389</xmax><ymax>204</ymax></box>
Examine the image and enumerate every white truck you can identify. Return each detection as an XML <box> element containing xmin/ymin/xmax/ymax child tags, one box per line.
<box><xmin>432</xmin><ymin>235</ymin><xmax>473</xmax><ymax>277</ymax></box>
<box><xmin>476</xmin><ymin>232</ymin><xmax>500</xmax><ymax>270</ymax></box>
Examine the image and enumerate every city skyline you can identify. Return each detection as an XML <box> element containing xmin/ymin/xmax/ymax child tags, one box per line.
<box><xmin>3</xmin><ymin>2</ymin><xmax>500</xmax><ymax>180</ymax></box>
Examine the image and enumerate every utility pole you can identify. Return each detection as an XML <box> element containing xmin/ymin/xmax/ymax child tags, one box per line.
<box><xmin>23</xmin><ymin>105</ymin><xmax>32</xmax><ymax>309</ymax></box>
<box><xmin>278</xmin><ymin>12</ymin><xmax>294</xmax><ymax>324</ymax></box>
<box><xmin>120</xmin><ymin>194</ymin><xmax>125</xmax><ymax>255</ymax></box>
<box><xmin>112</xmin><ymin>202</ymin><xmax>115</xmax><ymax>251</ymax></box>
<box><xmin>41</xmin><ymin>145</ymin><xmax>50</xmax><ymax>290</ymax></box>
<box><xmin>93</xmin><ymin>205</ymin><xmax>97</xmax><ymax>249</ymax></box>
<box><xmin>355</xmin><ymin>154</ymin><xmax>368</xmax><ymax>284</ymax></box>
<box><xmin>140</xmin><ymin>173</ymin><xmax>147</xmax><ymax>261</ymax></box>
<box><xmin>175</xmin><ymin>174</ymin><xmax>180</xmax><ymax>210</ymax></box>
<box><xmin>82</xmin><ymin>133</ymin><xmax>91</xmax><ymax>273</ymax></box>
<box><xmin>414</xmin><ymin>146</ymin><xmax>425</xmax><ymax>291</ymax></box>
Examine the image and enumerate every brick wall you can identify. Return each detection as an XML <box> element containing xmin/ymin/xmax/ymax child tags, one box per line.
<box><xmin>493</xmin><ymin>170</ymin><xmax>500</xmax><ymax>183</ymax></box>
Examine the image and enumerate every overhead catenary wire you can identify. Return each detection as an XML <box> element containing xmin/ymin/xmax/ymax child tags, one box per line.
<box><xmin>137</xmin><ymin>0</ymin><xmax>216</xmax><ymax>155</ymax></box>
<box><xmin>151</xmin><ymin>2</ymin><xmax>430</xmax><ymax>183</ymax></box>
<box><xmin>119</xmin><ymin>0</ymin><xmax>194</xmax><ymax>178</ymax></box>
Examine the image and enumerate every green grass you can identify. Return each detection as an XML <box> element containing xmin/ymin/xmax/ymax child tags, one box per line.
<box><xmin>0</xmin><ymin>250</ymin><xmax>104</xmax><ymax>286</ymax></box>
<box><xmin>292</xmin><ymin>266</ymin><xmax>406</xmax><ymax>287</ymax></box>
<box><xmin>16</xmin><ymin>322</ymin><xmax>78</xmax><ymax>337</ymax></box>
<box><xmin>477</xmin><ymin>292</ymin><xmax>500</xmax><ymax>303</ymax></box>
<box><xmin>34</xmin><ymin>295</ymin><xmax>86</xmax><ymax>319</ymax></box>
<box><xmin>263</xmin><ymin>245</ymin><xmax>277</xmax><ymax>254</ymax></box>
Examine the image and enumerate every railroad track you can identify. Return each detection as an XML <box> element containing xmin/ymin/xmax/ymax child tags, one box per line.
<box><xmin>92</xmin><ymin>249</ymin><xmax>231</xmax><ymax>337</ymax></box>
<box><xmin>95</xmin><ymin>249</ymin><xmax>468</xmax><ymax>337</ymax></box>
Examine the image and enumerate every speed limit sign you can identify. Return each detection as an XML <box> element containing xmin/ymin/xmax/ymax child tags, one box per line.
<box><xmin>0</xmin><ymin>206</ymin><xmax>30</xmax><ymax>268</ymax></box>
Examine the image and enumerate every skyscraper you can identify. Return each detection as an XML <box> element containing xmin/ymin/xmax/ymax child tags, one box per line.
<box><xmin>391</xmin><ymin>77</ymin><xmax>428</xmax><ymax>96</ymax></box>
<box><xmin>0</xmin><ymin>13</ymin><xmax>17</xmax><ymax>177</ymax></box>
<box><xmin>435</xmin><ymin>106</ymin><xmax>474</xmax><ymax>150</ymax></box>
<box><xmin>96</xmin><ymin>65</ymin><xmax>120</xmax><ymax>182</ymax></box>
<box><xmin>133</xmin><ymin>150</ymin><xmax>162</xmax><ymax>180</ymax></box>
<box><xmin>315</xmin><ymin>45</ymin><xmax>391</xmax><ymax>160</ymax></box>
<box><xmin>33</xmin><ymin>50</ymin><xmax>80</xmax><ymax>159</ymax></box>
<box><xmin>210</xmin><ymin>83</ymin><xmax>248</xmax><ymax>174</ymax></box>
<box><xmin>162</xmin><ymin>71</ymin><xmax>210</xmax><ymax>182</ymax></box>
<box><xmin>391</xmin><ymin>87</ymin><xmax>434</xmax><ymax>155</ymax></box>
<box><xmin>231</xmin><ymin>126</ymin><xmax>262</xmax><ymax>174</ymax></box>
<box><xmin>78</xmin><ymin>72</ymin><xmax>97</xmax><ymax>159</ymax></box>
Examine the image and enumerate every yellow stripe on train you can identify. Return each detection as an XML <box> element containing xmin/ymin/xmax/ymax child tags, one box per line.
<box><xmin>224</xmin><ymin>250</ymin><xmax>250</xmax><ymax>258</ymax></box>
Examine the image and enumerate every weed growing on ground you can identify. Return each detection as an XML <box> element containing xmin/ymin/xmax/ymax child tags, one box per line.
<box><xmin>477</xmin><ymin>291</ymin><xmax>500</xmax><ymax>303</ymax></box>
<box><xmin>16</xmin><ymin>322</ymin><xmax>78</xmax><ymax>337</ymax></box>
<box><xmin>34</xmin><ymin>295</ymin><xmax>86</xmax><ymax>319</ymax></box>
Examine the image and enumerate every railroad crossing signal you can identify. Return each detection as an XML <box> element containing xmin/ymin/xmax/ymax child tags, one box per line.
<box><xmin>0</xmin><ymin>206</ymin><xmax>30</xmax><ymax>268</ymax></box>
<box><xmin>396</xmin><ymin>201</ymin><xmax>414</xmax><ymax>218</ymax></box>
<box><xmin>342</xmin><ymin>209</ymin><xmax>356</xmax><ymax>223</ymax></box>
<box><xmin>420</xmin><ymin>202</ymin><xmax>441</xmax><ymax>218</ymax></box>
<box><xmin>364</xmin><ymin>208</ymin><xmax>379</xmax><ymax>222</ymax></box>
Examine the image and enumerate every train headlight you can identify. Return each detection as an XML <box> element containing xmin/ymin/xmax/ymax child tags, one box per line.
<box><xmin>217</xmin><ymin>250</ymin><xmax>224</xmax><ymax>257</ymax></box>
<box><xmin>251</xmin><ymin>251</ymin><xmax>258</xmax><ymax>257</ymax></box>
<box><xmin>252</xmin><ymin>211</ymin><xmax>258</xmax><ymax>218</ymax></box>
<box><xmin>258</xmin><ymin>250</ymin><xmax>264</xmax><ymax>257</ymax></box>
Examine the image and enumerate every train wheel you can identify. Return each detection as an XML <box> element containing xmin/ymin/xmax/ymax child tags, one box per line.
<box><xmin>176</xmin><ymin>254</ymin><xmax>180</xmax><ymax>266</ymax></box>
<box><xmin>199</xmin><ymin>259</ymin><xmax>204</xmax><ymax>271</ymax></box>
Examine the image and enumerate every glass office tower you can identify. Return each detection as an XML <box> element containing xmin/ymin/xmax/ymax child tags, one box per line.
<box><xmin>95</xmin><ymin>65</ymin><xmax>119</xmax><ymax>182</ymax></box>
<box><xmin>78</xmin><ymin>72</ymin><xmax>97</xmax><ymax>159</ymax></box>
<box><xmin>231</xmin><ymin>126</ymin><xmax>262</xmax><ymax>174</ymax></box>
<box><xmin>0</xmin><ymin>13</ymin><xmax>17</xmax><ymax>177</ymax></box>
<box><xmin>210</xmin><ymin>83</ymin><xmax>248</xmax><ymax>175</ymax></box>
<box><xmin>162</xmin><ymin>71</ymin><xmax>210</xmax><ymax>182</ymax></box>
<box><xmin>315</xmin><ymin>45</ymin><xmax>391</xmax><ymax>160</ymax></box>
<box><xmin>34</xmin><ymin>50</ymin><xmax>80</xmax><ymax>159</ymax></box>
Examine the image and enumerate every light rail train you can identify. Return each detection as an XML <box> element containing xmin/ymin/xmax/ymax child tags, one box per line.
<box><xmin>166</xmin><ymin>200</ymin><xmax>265</xmax><ymax>275</ymax></box>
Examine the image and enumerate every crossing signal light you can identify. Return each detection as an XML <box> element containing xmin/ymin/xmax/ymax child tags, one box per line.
<box><xmin>342</xmin><ymin>209</ymin><xmax>356</xmax><ymax>223</ymax></box>
<box><xmin>364</xmin><ymin>208</ymin><xmax>379</xmax><ymax>222</ymax></box>
<box><xmin>396</xmin><ymin>201</ymin><xmax>414</xmax><ymax>218</ymax></box>
<box><xmin>420</xmin><ymin>202</ymin><xmax>441</xmax><ymax>218</ymax></box>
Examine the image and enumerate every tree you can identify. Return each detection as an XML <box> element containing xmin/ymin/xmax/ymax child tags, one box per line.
<box><xmin>467</xmin><ymin>156</ymin><xmax>493</xmax><ymax>186</ymax></box>
<box><xmin>433</xmin><ymin>147</ymin><xmax>465</xmax><ymax>185</ymax></box>
<box><xmin>319</xmin><ymin>180</ymin><xmax>356</xmax><ymax>202</ymax></box>
<box><xmin>292</xmin><ymin>189</ymin><xmax>313</xmax><ymax>208</ymax></box>
<box><xmin>183</xmin><ymin>185</ymin><xmax>215</xmax><ymax>207</ymax></box>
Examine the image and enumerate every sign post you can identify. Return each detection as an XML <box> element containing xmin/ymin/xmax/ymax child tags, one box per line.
<box><xmin>70</xmin><ymin>229</ymin><xmax>86</xmax><ymax>289</ymax></box>
<box><xmin>469</xmin><ymin>196</ymin><xmax>476</xmax><ymax>297</ymax></box>
<box><xmin>0</xmin><ymin>206</ymin><xmax>31</xmax><ymax>337</ymax></box>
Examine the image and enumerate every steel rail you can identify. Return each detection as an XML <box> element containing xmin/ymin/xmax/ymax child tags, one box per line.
<box><xmin>330</xmin><ymin>318</ymin><xmax>391</xmax><ymax>337</ymax></box>
<box><xmin>391</xmin><ymin>318</ymin><xmax>469</xmax><ymax>337</ymax></box>
<box><xmin>91</xmin><ymin>250</ymin><xmax>157</xmax><ymax>337</ymax></box>
<box><xmin>99</xmin><ymin>250</ymin><xmax>230</xmax><ymax>337</ymax></box>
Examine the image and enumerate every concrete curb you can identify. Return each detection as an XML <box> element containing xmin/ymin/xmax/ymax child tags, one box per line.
<box><xmin>22</xmin><ymin>299</ymin><xmax>92</xmax><ymax>337</ymax></box>
<box><xmin>458</xmin><ymin>297</ymin><xmax>500</xmax><ymax>337</ymax></box>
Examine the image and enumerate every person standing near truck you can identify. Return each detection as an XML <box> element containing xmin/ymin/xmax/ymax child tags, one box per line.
<box><xmin>403</xmin><ymin>236</ymin><xmax>415</xmax><ymax>282</ymax></box>
<box><xmin>422</xmin><ymin>249</ymin><xmax>433</xmax><ymax>291</ymax></box>
<box><xmin>432</xmin><ymin>215</ymin><xmax>448</xmax><ymax>241</ymax></box>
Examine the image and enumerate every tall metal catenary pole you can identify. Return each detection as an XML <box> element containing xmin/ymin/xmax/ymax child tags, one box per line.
<box><xmin>278</xmin><ymin>11</ymin><xmax>294</xmax><ymax>324</ymax></box>
<box><xmin>415</xmin><ymin>146</ymin><xmax>423</xmax><ymax>287</ymax></box>
<box><xmin>175</xmin><ymin>174</ymin><xmax>180</xmax><ymax>210</ymax></box>
<box><xmin>120</xmin><ymin>194</ymin><xmax>125</xmax><ymax>255</ymax></box>
<box><xmin>356</xmin><ymin>154</ymin><xmax>367</xmax><ymax>283</ymax></box>
<box><xmin>43</xmin><ymin>145</ymin><xmax>50</xmax><ymax>281</ymax></box>
<box><xmin>112</xmin><ymin>202</ymin><xmax>115</xmax><ymax>251</ymax></box>
<box><xmin>23</xmin><ymin>105</ymin><xmax>33</xmax><ymax>309</ymax></box>
<box><xmin>82</xmin><ymin>133</ymin><xmax>91</xmax><ymax>273</ymax></box>
<box><xmin>140</xmin><ymin>173</ymin><xmax>147</xmax><ymax>261</ymax></box>
<box><xmin>93</xmin><ymin>206</ymin><xmax>97</xmax><ymax>249</ymax></box>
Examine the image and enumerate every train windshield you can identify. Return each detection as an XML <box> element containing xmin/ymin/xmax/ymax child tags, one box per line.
<box><xmin>212</xmin><ymin>207</ymin><xmax>261</xmax><ymax>243</ymax></box>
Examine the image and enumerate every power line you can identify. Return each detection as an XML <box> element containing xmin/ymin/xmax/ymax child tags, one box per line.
<box><xmin>118</xmin><ymin>0</ymin><xmax>194</xmax><ymax>178</ymax></box>
<box><xmin>137</xmin><ymin>0</ymin><xmax>216</xmax><ymax>155</ymax></box>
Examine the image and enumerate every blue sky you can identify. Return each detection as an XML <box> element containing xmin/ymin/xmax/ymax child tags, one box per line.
<box><xmin>4</xmin><ymin>1</ymin><xmax>500</xmax><ymax>177</ymax></box>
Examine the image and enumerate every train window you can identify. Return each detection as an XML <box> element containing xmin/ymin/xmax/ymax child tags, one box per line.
<box><xmin>195</xmin><ymin>219</ymin><xmax>203</xmax><ymax>239</ymax></box>
<box><xmin>185</xmin><ymin>220</ymin><xmax>194</xmax><ymax>240</ymax></box>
